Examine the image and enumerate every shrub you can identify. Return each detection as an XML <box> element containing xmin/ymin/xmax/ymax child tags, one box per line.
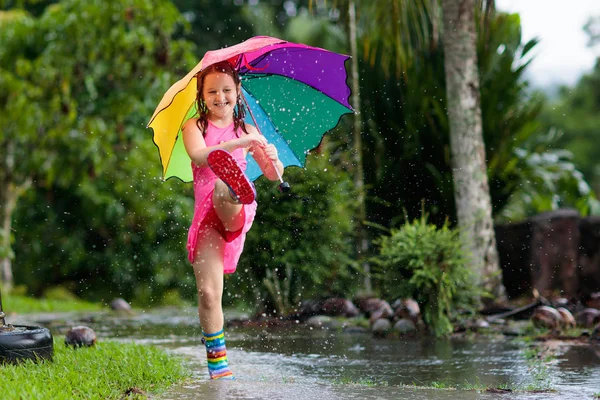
<box><xmin>227</xmin><ymin>154</ymin><xmax>359</xmax><ymax>316</ymax></box>
<box><xmin>373</xmin><ymin>213</ymin><xmax>479</xmax><ymax>336</ymax></box>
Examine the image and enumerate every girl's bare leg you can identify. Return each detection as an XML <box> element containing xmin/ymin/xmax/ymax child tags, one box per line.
<box><xmin>212</xmin><ymin>179</ymin><xmax>246</xmax><ymax>232</ymax></box>
<box><xmin>192</xmin><ymin>226</ymin><xmax>234</xmax><ymax>379</ymax></box>
<box><xmin>192</xmin><ymin>226</ymin><xmax>226</xmax><ymax>333</ymax></box>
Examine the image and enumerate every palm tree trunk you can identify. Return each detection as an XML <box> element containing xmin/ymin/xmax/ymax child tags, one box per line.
<box><xmin>348</xmin><ymin>0</ymin><xmax>371</xmax><ymax>292</ymax></box>
<box><xmin>441</xmin><ymin>0</ymin><xmax>506</xmax><ymax>302</ymax></box>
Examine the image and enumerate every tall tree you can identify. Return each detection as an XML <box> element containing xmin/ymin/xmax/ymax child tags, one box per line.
<box><xmin>441</xmin><ymin>0</ymin><xmax>506</xmax><ymax>301</ymax></box>
<box><xmin>1</xmin><ymin>0</ymin><xmax>196</xmax><ymax>297</ymax></box>
<box><xmin>0</xmin><ymin>9</ymin><xmax>64</xmax><ymax>290</ymax></box>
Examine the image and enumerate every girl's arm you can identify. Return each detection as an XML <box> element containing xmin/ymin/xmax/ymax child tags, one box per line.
<box><xmin>246</xmin><ymin>124</ymin><xmax>284</xmax><ymax>181</ymax></box>
<box><xmin>182</xmin><ymin>118</ymin><xmax>266</xmax><ymax>167</ymax></box>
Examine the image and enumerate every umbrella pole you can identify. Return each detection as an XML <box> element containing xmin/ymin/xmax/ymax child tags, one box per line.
<box><xmin>241</xmin><ymin>94</ymin><xmax>290</xmax><ymax>192</ymax></box>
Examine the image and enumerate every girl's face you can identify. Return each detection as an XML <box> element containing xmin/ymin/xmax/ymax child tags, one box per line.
<box><xmin>202</xmin><ymin>72</ymin><xmax>239</xmax><ymax>121</ymax></box>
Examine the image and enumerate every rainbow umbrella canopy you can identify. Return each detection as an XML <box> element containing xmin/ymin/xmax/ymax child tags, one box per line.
<box><xmin>148</xmin><ymin>36</ymin><xmax>353</xmax><ymax>182</ymax></box>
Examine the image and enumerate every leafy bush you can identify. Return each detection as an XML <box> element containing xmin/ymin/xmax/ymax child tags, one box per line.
<box><xmin>373</xmin><ymin>214</ymin><xmax>479</xmax><ymax>337</ymax></box>
<box><xmin>497</xmin><ymin>128</ymin><xmax>600</xmax><ymax>222</ymax></box>
<box><xmin>226</xmin><ymin>154</ymin><xmax>359</xmax><ymax>316</ymax></box>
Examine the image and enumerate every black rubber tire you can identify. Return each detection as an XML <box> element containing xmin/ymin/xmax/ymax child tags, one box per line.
<box><xmin>0</xmin><ymin>325</ymin><xmax>53</xmax><ymax>363</ymax></box>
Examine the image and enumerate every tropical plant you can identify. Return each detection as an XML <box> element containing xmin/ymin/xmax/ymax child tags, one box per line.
<box><xmin>497</xmin><ymin>128</ymin><xmax>600</xmax><ymax>221</ymax></box>
<box><xmin>4</xmin><ymin>0</ymin><xmax>198</xmax><ymax>302</ymax></box>
<box><xmin>540</xmin><ymin>59</ymin><xmax>600</xmax><ymax>197</ymax></box>
<box><xmin>373</xmin><ymin>213</ymin><xmax>480</xmax><ymax>337</ymax></box>
<box><xmin>226</xmin><ymin>154</ymin><xmax>359</xmax><ymax>316</ymax></box>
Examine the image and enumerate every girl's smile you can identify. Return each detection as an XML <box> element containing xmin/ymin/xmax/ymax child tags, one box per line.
<box><xmin>202</xmin><ymin>72</ymin><xmax>239</xmax><ymax>121</ymax></box>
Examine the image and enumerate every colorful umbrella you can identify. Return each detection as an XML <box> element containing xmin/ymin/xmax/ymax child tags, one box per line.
<box><xmin>147</xmin><ymin>35</ymin><xmax>353</xmax><ymax>186</ymax></box>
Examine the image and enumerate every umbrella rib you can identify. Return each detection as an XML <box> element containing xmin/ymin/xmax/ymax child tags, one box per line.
<box><xmin>240</xmin><ymin>93</ymin><xmax>286</xmax><ymax>184</ymax></box>
<box><xmin>241</xmin><ymin>86</ymin><xmax>304</xmax><ymax>167</ymax></box>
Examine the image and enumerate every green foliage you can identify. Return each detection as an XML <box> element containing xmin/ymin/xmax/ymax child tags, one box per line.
<box><xmin>0</xmin><ymin>339</ymin><xmax>190</xmax><ymax>399</ymax></box>
<box><xmin>497</xmin><ymin>129</ymin><xmax>600</xmax><ymax>221</ymax></box>
<box><xmin>351</xmin><ymin>7</ymin><xmax>597</xmax><ymax>228</ymax></box>
<box><xmin>4</xmin><ymin>0</ymin><xmax>198</xmax><ymax>302</ymax></box>
<box><xmin>2</xmin><ymin>293</ymin><xmax>102</xmax><ymax>313</ymax></box>
<box><xmin>476</xmin><ymin>12</ymin><xmax>600</xmax><ymax>221</ymax></box>
<box><xmin>226</xmin><ymin>154</ymin><xmax>359</xmax><ymax>315</ymax></box>
<box><xmin>373</xmin><ymin>214</ymin><xmax>479</xmax><ymax>337</ymax></box>
<box><xmin>541</xmin><ymin>60</ymin><xmax>600</xmax><ymax>196</ymax></box>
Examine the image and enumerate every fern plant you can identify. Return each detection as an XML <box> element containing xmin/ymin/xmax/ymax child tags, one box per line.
<box><xmin>373</xmin><ymin>214</ymin><xmax>479</xmax><ymax>336</ymax></box>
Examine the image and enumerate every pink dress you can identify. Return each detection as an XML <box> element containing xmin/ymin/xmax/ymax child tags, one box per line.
<box><xmin>186</xmin><ymin>120</ymin><xmax>257</xmax><ymax>274</ymax></box>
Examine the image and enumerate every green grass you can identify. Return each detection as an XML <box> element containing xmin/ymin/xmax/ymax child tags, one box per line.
<box><xmin>0</xmin><ymin>339</ymin><xmax>191</xmax><ymax>399</ymax></box>
<box><xmin>2</xmin><ymin>294</ymin><xmax>104</xmax><ymax>313</ymax></box>
<box><xmin>333</xmin><ymin>376</ymin><xmax>387</xmax><ymax>386</ymax></box>
<box><xmin>399</xmin><ymin>377</ymin><xmax>556</xmax><ymax>394</ymax></box>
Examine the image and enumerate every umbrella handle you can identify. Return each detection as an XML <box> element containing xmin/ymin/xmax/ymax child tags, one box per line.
<box><xmin>275</xmin><ymin>167</ymin><xmax>290</xmax><ymax>193</ymax></box>
<box><xmin>241</xmin><ymin>93</ymin><xmax>290</xmax><ymax>193</ymax></box>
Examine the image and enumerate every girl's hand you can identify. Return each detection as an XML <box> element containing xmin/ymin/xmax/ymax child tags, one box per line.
<box><xmin>262</xmin><ymin>143</ymin><xmax>279</xmax><ymax>162</ymax></box>
<box><xmin>239</xmin><ymin>131</ymin><xmax>267</xmax><ymax>150</ymax></box>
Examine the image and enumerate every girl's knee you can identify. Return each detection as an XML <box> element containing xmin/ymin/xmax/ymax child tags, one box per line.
<box><xmin>197</xmin><ymin>286</ymin><xmax>222</xmax><ymax>310</ymax></box>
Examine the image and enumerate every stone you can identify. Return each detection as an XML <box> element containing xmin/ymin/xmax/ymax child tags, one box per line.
<box><xmin>305</xmin><ymin>315</ymin><xmax>333</xmax><ymax>329</ymax></box>
<box><xmin>320</xmin><ymin>298</ymin><xmax>359</xmax><ymax>318</ymax></box>
<box><xmin>531</xmin><ymin>306</ymin><xmax>562</xmax><ymax>329</ymax></box>
<box><xmin>368</xmin><ymin>301</ymin><xmax>394</xmax><ymax>324</ymax></box>
<box><xmin>393</xmin><ymin>318</ymin><xmax>417</xmax><ymax>334</ymax></box>
<box><xmin>474</xmin><ymin>319</ymin><xmax>490</xmax><ymax>330</ymax></box>
<box><xmin>556</xmin><ymin>307</ymin><xmax>576</xmax><ymax>328</ymax></box>
<box><xmin>371</xmin><ymin>318</ymin><xmax>392</xmax><ymax>337</ymax></box>
<box><xmin>392</xmin><ymin>298</ymin><xmax>420</xmax><ymax>322</ymax></box>
<box><xmin>575</xmin><ymin>308</ymin><xmax>600</xmax><ymax>328</ymax></box>
<box><xmin>296</xmin><ymin>299</ymin><xmax>324</xmax><ymax>320</ymax></box>
<box><xmin>110</xmin><ymin>298</ymin><xmax>132</xmax><ymax>312</ymax></box>
<box><xmin>65</xmin><ymin>326</ymin><xmax>97</xmax><ymax>348</ymax></box>
<box><xmin>356</xmin><ymin>298</ymin><xmax>389</xmax><ymax>315</ymax></box>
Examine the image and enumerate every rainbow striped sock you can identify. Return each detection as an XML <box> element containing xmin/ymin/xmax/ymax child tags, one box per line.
<box><xmin>203</xmin><ymin>329</ymin><xmax>234</xmax><ymax>380</ymax></box>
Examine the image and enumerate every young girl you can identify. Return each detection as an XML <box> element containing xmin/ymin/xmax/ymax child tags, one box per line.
<box><xmin>182</xmin><ymin>61</ymin><xmax>283</xmax><ymax>380</ymax></box>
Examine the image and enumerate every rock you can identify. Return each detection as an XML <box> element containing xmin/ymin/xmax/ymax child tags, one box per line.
<box><xmin>296</xmin><ymin>299</ymin><xmax>324</xmax><ymax>320</ymax></box>
<box><xmin>305</xmin><ymin>315</ymin><xmax>333</xmax><ymax>329</ymax></box>
<box><xmin>473</xmin><ymin>319</ymin><xmax>490</xmax><ymax>330</ymax></box>
<box><xmin>392</xmin><ymin>298</ymin><xmax>420</xmax><ymax>322</ymax></box>
<box><xmin>320</xmin><ymin>298</ymin><xmax>359</xmax><ymax>318</ymax></box>
<box><xmin>371</xmin><ymin>318</ymin><xmax>391</xmax><ymax>337</ymax></box>
<box><xmin>65</xmin><ymin>326</ymin><xmax>97</xmax><ymax>348</ymax></box>
<box><xmin>575</xmin><ymin>308</ymin><xmax>600</xmax><ymax>328</ymax></box>
<box><xmin>110</xmin><ymin>298</ymin><xmax>132</xmax><ymax>312</ymax></box>
<box><xmin>357</xmin><ymin>298</ymin><xmax>390</xmax><ymax>315</ymax></box>
<box><xmin>531</xmin><ymin>306</ymin><xmax>562</xmax><ymax>329</ymax></box>
<box><xmin>393</xmin><ymin>318</ymin><xmax>417</xmax><ymax>334</ymax></box>
<box><xmin>556</xmin><ymin>307</ymin><xmax>576</xmax><ymax>328</ymax></box>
